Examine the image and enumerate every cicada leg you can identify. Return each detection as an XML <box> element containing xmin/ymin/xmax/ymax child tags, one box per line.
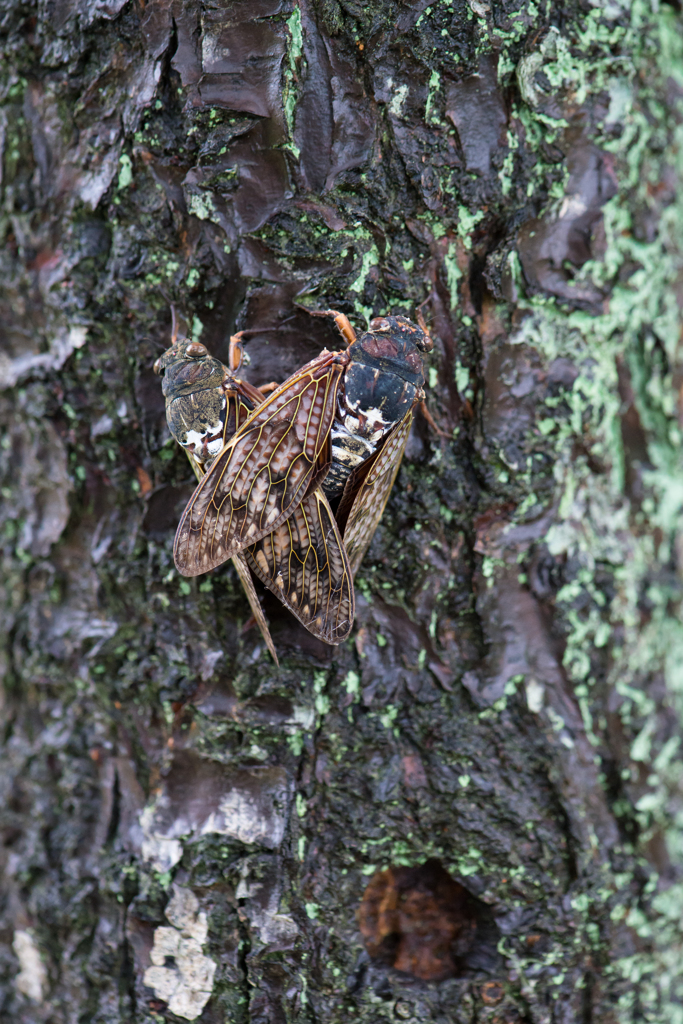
<box><xmin>300</xmin><ymin>306</ymin><xmax>357</xmax><ymax>347</ymax></box>
<box><xmin>419</xmin><ymin>398</ymin><xmax>449</xmax><ymax>437</ymax></box>
<box><xmin>325</xmin><ymin>310</ymin><xmax>356</xmax><ymax>347</ymax></box>
<box><xmin>233</xmin><ymin>553</ymin><xmax>279</xmax><ymax>666</ymax></box>
<box><xmin>171</xmin><ymin>303</ymin><xmax>180</xmax><ymax>344</ymax></box>
<box><xmin>228</xmin><ymin>331</ymin><xmax>245</xmax><ymax>373</ymax></box>
<box><xmin>416</xmin><ymin>300</ymin><xmax>433</xmax><ymax>339</ymax></box>
<box><xmin>228</xmin><ymin>331</ymin><xmax>278</xmax><ymax>394</ymax></box>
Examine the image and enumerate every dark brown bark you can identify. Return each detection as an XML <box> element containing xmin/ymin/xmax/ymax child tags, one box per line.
<box><xmin>1</xmin><ymin>1</ymin><xmax>682</xmax><ymax>1022</ymax></box>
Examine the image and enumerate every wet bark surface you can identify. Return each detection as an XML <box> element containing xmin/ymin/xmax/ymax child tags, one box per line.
<box><xmin>1</xmin><ymin>1</ymin><xmax>683</xmax><ymax>1022</ymax></box>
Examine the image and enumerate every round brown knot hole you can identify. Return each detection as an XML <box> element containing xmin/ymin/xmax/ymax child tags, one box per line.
<box><xmin>357</xmin><ymin>858</ymin><xmax>494</xmax><ymax>982</ymax></box>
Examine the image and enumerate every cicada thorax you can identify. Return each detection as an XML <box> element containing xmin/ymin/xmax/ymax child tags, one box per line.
<box><xmin>323</xmin><ymin>314</ymin><xmax>432</xmax><ymax>501</ymax></box>
<box><xmin>155</xmin><ymin>338</ymin><xmax>256</xmax><ymax>467</ymax></box>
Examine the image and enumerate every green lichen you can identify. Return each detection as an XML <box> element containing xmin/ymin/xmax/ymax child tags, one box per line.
<box><xmin>349</xmin><ymin>246</ymin><xmax>380</xmax><ymax>294</ymax></box>
<box><xmin>283</xmin><ymin>6</ymin><xmax>303</xmax><ymax>159</ymax></box>
<box><xmin>117</xmin><ymin>153</ymin><xmax>133</xmax><ymax>190</ymax></box>
<box><xmin>497</xmin><ymin>6</ymin><xmax>683</xmax><ymax>1014</ymax></box>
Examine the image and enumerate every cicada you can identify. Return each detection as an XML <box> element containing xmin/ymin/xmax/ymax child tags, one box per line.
<box><xmin>172</xmin><ymin>310</ymin><xmax>432</xmax><ymax>635</ymax></box>
<box><xmin>154</xmin><ymin>324</ymin><xmax>354</xmax><ymax>663</ymax></box>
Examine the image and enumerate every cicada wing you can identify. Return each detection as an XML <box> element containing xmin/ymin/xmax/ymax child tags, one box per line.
<box><xmin>185</xmin><ymin>449</ymin><xmax>206</xmax><ymax>486</ymax></box>
<box><xmin>232</xmin><ymin>551</ymin><xmax>279</xmax><ymax>665</ymax></box>
<box><xmin>174</xmin><ymin>351</ymin><xmax>347</xmax><ymax>576</ymax></box>
<box><xmin>245</xmin><ymin>489</ymin><xmax>355</xmax><ymax>645</ymax></box>
<box><xmin>337</xmin><ymin>411</ymin><xmax>413</xmax><ymax>578</ymax></box>
<box><xmin>183</xmin><ymin>392</ymin><xmax>279</xmax><ymax>665</ymax></box>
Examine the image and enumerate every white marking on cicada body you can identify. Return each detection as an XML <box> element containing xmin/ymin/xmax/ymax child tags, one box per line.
<box><xmin>361</xmin><ymin>405</ymin><xmax>392</xmax><ymax>441</ymax></box>
<box><xmin>205</xmin><ymin>435</ymin><xmax>225</xmax><ymax>458</ymax></box>
<box><xmin>183</xmin><ymin>428</ymin><xmax>207</xmax><ymax>451</ymax></box>
<box><xmin>330</xmin><ymin>425</ymin><xmax>373</xmax><ymax>469</ymax></box>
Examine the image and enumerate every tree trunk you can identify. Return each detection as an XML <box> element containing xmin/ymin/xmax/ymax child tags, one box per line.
<box><xmin>1</xmin><ymin>1</ymin><xmax>682</xmax><ymax>1021</ymax></box>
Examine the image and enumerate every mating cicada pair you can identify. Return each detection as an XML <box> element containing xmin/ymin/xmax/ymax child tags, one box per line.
<box><xmin>154</xmin><ymin>309</ymin><xmax>433</xmax><ymax>664</ymax></box>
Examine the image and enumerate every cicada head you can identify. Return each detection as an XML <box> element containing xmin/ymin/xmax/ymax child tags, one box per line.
<box><xmin>154</xmin><ymin>338</ymin><xmax>233</xmax><ymax>462</ymax></box>
<box><xmin>349</xmin><ymin>314</ymin><xmax>432</xmax><ymax>388</ymax></box>
<box><xmin>154</xmin><ymin>338</ymin><xmax>226</xmax><ymax>400</ymax></box>
<box><xmin>368</xmin><ymin>314</ymin><xmax>433</xmax><ymax>353</ymax></box>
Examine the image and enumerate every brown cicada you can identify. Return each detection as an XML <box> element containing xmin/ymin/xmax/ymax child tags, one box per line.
<box><xmin>154</xmin><ymin>319</ymin><xmax>354</xmax><ymax>663</ymax></box>
<box><xmin>170</xmin><ymin>310</ymin><xmax>432</xmax><ymax>651</ymax></box>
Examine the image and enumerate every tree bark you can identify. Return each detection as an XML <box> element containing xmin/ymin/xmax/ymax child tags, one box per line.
<box><xmin>1</xmin><ymin>1</ymin><xmax>682</xmax><ymax>1022</ymax></box>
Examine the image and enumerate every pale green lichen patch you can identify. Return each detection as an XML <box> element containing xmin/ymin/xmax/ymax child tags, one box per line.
<box><xmin>494</xmin><ymin>7</ymin><xmax>683</xmax><ymax>1014</ymax></box>
<box><xmin>283</xmin><ymin>6</ymin><xmax>303</xmax><ymax>158</ymax></box>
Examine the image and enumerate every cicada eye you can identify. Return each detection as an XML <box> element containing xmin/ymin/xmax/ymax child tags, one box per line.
<box><xmin>153</xmin><ymin>357</ymin><xmax>162</xmax><ymax>374</ymax></box>
<box><xmin>369</xmin><ymin>318</ymin><xmax>391</xmax><ymax>332</ymax></box>
<box><xmin>185</xmin><ymin>342</ymin><xmax>208</xmax><ymax>358</ymax></box>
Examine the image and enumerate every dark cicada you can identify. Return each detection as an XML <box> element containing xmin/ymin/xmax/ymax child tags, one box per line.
<box><xmin>154</xmin><ymin>328</ymin><xmax>354</xmax><ymax>661</ymax></box>
<box><xmin>318</xmin><ymin>311</ymin><xmax>433</xmax><ymax>576</ymax></box>
<box><xmin>174</xmin><ymin>310</ymin><xmax>432</xmax><ymax>593</ymax></box>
